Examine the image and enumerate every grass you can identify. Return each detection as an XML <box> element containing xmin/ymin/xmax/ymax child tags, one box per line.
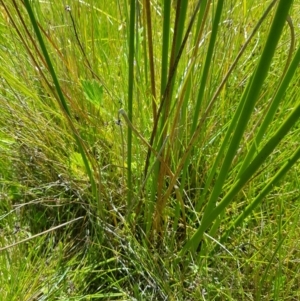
<box><xmin>0</xmin><ymin>0</ymin><xmax>300</xmax><ymax>299</ymax></box>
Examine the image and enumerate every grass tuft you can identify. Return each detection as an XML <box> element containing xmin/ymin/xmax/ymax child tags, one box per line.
<box><xmin>0</xmin><ymin>0</ymin><xmax>299</xmax><ymax>299</ymax></box>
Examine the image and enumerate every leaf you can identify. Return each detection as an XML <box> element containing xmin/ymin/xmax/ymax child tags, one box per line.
<box><xmin>81</xmin><ymin>79</ymin><xmax>103</xmax><ymax>107</ymax></box>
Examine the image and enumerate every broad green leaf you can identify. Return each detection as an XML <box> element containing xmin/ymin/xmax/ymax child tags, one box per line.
<box><xmin>81</xmin><ymin>79</ymin><xmax>103</xmax><ymax>106</ymax></box>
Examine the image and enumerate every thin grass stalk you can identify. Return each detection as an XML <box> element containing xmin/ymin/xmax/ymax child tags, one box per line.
<box><xmin>8</xmin><ymin>1</ymin><xmax>85</xmax><ymax>93</ymax></box>
<box><xmin>165</xmin><ymin>0</ymin><xmax>188</xmax><ymax>92</ymax></box>
<box><xmin>118</xmin><ymin>110</ymin><xmax>173</xmax><ymax>175</ymax></box>
<box><xmin>142</xmin><ymin>0</ymin><xmax>172</xmax><ymax>236</ymax></box>
<box><xmin>171</xmin><ymin>85</ymin><xmax>191</xmax><ymax>236</ymax></box>
<box><xmin>173</xmin><ymin>0</ymin><xmax>212</xmax><ymax>202</ymax></box>
<box><xmin>168</xmin><ymin>0</ymin><xmax>210</xmax><ymax>193</ymax></box>
<box><xmin>160</xmin><ymin>0</ymin><xmax>188</xmax><ymax>144</ymax></box>
<box><xmin>155</xmin><ymin>0</ymin><xmax>188</xmax><ymax>211</ymax></box>
<box><xmin>193</xmin><ymin>0</ymin><xmax>210</xmax><ymax>47</ymax></box>
<box><xmin>275</xmin><ymin>196</ymin><xmax>284</xmax><ymax>299</ymax></box>
<box><xmin>152</xmin><ymin>2</ymin><xmax>203</xmax><ymax>231</ymax></box>
<box><xmin>144</xmin><ymin>0</ymin><xmax>171</xmax><ymax>235</ymax></box>
<box><xmin>7</xmin><ymin>1</ymin><xmax>47</xmax><ymax>69</ymax></box>
<box><xmin>155</xmin><ymin>0</ymin><xmax>184</xmax><ymax>185</ymax></box>
<box><xmin>19</xmin><ymin>2</ymin><xmax>93</xmax><ymax>91</ymax></box>
<box><xmin>141</xmin><ymin>2</ymin><xmax>149</xmax><ymax>92</ymax></box>
<box><xmin>257</xmin><ymin>237</ymin><xmax>286</xmax><ymax>300</ymax></box>
<box><xmin>160</xmin><ymin>0</ymin><xmax>171</xmax><ymax>97</ymax></box>
<box><xmin>191</xmin><ymin>0</ymin><xmax>224</xmax><ymax>133</ymax></box>
<box><xmin>152</xmin><ymin>0</ymin><xmax>222</xmax><ymax>215</ymax></box>
<box><xmin>179</xmin><ymin>0</ymin><xmax>294</xmax><ymax>255</ymax></box>
<box><xmin>66</xmin><ymin>7</ymin><xmax>94</xmax><ymax>75</ymax></box>
<box><xmin>126</xmin><ymin>0</ymin><xmax>136</xmax><ymax>208</ymax></box>
<box><xmin>142</xmin><ymin>1</ymin><xmax>195</xmax><ymax>180</ymax></box>
<box><xmin>144</xmin><ymin>0</ymin><xmax>157</xmax><ymax>119</ymax></box>
<box><xmin>196</xmin><ymin>81</ymin><xmax>252</xmax><ymax>214</ymax></box>
<box><xmin>165</xmin><ymin>0</ymin><xmax>204</xmax><ymax>156</ymax></box>
<box><xmin>22</xmin><ymin>0</ymin><xmax>98</xmax><ymax>198</ymax></box>
<box><xmin>0</xmin><ymin>217</ymin><xmax>84</xmax><ymax>252</ymax></box>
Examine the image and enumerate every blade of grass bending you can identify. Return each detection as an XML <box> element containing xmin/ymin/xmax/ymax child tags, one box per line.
<box><xmin>170</xmin><ymin>0</ymin><xmax>209</xmax><ymax>134</ymax></box>
<box><xmin>23</xmin><ymin>0</ymin><xmax>97</xmax><ymax>197</ymax></box>
<box><xmin>127</xmin><ymin>0</ymin><xmax>136</xmax><ymax>208</ymax></box>
<box><xmin>194</xmin><ymin>0</ymin><xmax>280</xmax><ymax>213</ymax></box>
<box><xmin>221</xmin><ymin>145</ymin><xmax>300</xmax><ymax>244</ymax></box>
<box><xmin>180</xmin><ymin>0</ymin><xmax>294</xmax><ymax>255</ymax></box>
<box><xmin>236</xmin><ymin>16</ymin><xmax>296</xmax><ymax>178</ymax></box>
<box><xmin>22</xmin><ymin>1</ymin><xmax>70</xmax><ymax>116</ymax></box>
<box><xmin>182</xmin><ymin>98</ymin><xmax>300</xmax><ymax>255</ymax></box>
<box><xmin>209</xmin><ymin>21</ymin><xmax>296</xmax><ymax>238</ymax></box>
<box><xmin>198</xmin><ymin>0</ymin><xmax>293</xmax><ymax>234</ymax></box>
<box><xmin>211</xmin><ymin>100</ymin><xmax>300</xmax><ymax>223</ymax></box>
<box><xmin>118</xmin><ymin>108</ymin><xmax>173</xmax><ymax>226</ymax></box>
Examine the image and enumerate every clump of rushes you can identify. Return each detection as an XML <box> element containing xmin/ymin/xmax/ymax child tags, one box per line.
<box><xmin>0</xmin><ymin>0</ymin><xmax>300</xmax><ymax>299</ymax></box>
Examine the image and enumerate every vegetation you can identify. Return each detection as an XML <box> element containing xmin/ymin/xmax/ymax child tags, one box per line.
<box><xmin>0</xmin><ymin>0</ymin><xmax>299</xmax><ymax>299</ymax></box>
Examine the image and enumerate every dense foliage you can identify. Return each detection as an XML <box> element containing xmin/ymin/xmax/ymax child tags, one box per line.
<box><xmin>0</xmin><ymin>0</ymin><xmax>299</xmax><ymax>299</ymax></box>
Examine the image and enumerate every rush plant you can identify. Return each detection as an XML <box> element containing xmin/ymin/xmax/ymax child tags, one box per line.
<box><xmin>1</xmin><ymin>0</ymin><xmax>299</xmax><ymax>299</ymax></box>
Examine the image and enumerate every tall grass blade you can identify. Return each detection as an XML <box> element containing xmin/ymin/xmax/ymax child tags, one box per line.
<box><xmin>181</xmin><ymin>0</ymin><xmax>294</xmax><ymax>255</ymax></box>
<box><xmin>127</xmin><ymin>0</ymin><xmax>136</xmax><ymax>207</ymax></box>
<box><xmin>23</xmin><ymin>0</ymin><xmax>97</xmax><ymax>197</ymax></box>
<box><xmin>191</xmin><ymin>0</ymin><xmax>224</xmax><ymax>131</ymax></box>
<box><xmin>144</xmin><ymin>0</ymin><xmax>157</xmax><ymax>119</ymax></box>
<box><xmin>221</xmin><ymin>144</ymin><xmax>300</xmax><ymax>244</ymax></box>
<box><xmin>237</xmin><ymin>16</ymin><xmax>296</xmax><ymax>177</ymax></box>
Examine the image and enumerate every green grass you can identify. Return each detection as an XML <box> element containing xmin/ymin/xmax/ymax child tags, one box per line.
<box><xmin>0</xmin><ymin>0</ymin><xmax>300</xmax><ymax>299</ymax></box>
